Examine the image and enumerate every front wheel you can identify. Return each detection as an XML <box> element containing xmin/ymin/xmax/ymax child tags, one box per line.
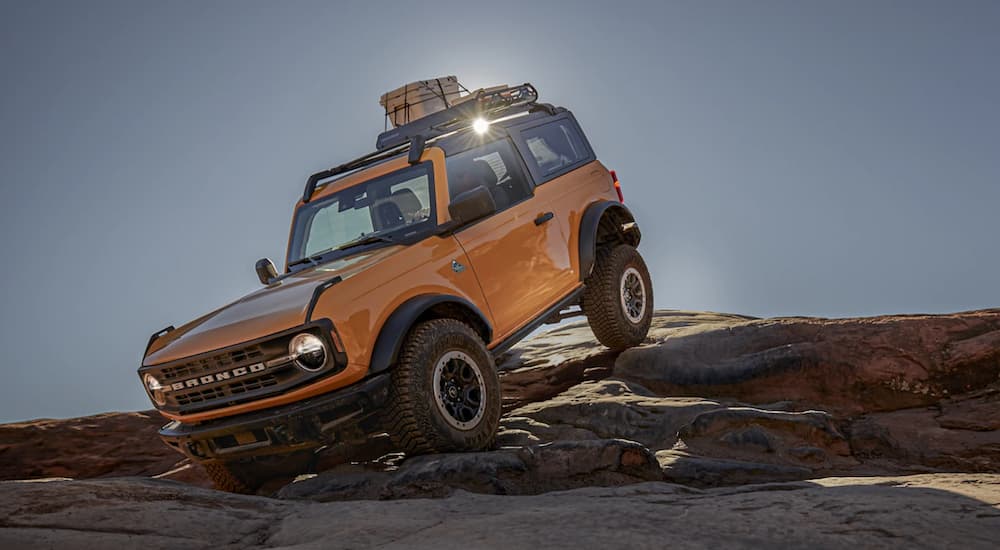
<box><xmin>583</xmin><ymin>244</ymin><xmax>653</xmax><ymax>351</ymax></box>
<box><xmin>383</xmin><ymin>318</ymin><xmax>501</xmax><ymax>455</ymax></box>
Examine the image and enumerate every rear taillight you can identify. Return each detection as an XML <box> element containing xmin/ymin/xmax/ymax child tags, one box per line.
<box><xmin>611</xmin><ymin>170</ymin><xmax>624</xmax><ymax>203</ymax></box>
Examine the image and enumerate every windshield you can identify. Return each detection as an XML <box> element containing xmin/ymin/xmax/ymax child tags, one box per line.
<box><xmin>287</xmin><ymin>162</ymin><xmax>436</xmax><ymax>266</ymax></box>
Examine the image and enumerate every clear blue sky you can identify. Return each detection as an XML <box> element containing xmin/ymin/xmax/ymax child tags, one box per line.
<box><xmin>2</xmin><ymin>0</ymin><xmax>998</xmax><ymax>421</ymax></box>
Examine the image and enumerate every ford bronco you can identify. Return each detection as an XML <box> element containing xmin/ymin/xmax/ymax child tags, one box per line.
<box><xmin>139</xmin><ymin>80</ymin><xmax>652</xmax><ymax>492</ymax></box>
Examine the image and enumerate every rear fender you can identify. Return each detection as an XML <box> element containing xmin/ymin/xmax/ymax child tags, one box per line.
<box><xmin>578</xmin><ymin>201</ymin><xmax>641</xmax><ymax>281</ymax></box>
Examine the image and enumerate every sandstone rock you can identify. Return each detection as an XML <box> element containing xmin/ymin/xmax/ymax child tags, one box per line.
<box><xmin>657</xmin><ymin>449</ymin><xmax>815</xmax><ymax>486</ymax></box>
<box><xmin>0</xmin><ymin>410</ymin><xmax>206</xmax><ymax>485</ymax></box>
<box><xmin>3</xmin><ymin>309</ymin><xmax>999</xmax><ymax>503</ymax></box>
<box><xmin>3</xmin><ymin>474</ymin><xmax>998</xmax><ymax>549</ymax></box>
<box><xmin>497</xmin><ymin>311</ymin><xmax>755</xmax><ymax>410</ymax></box>
<box><xmin>0</xmin><ymin>477</ymin><xmax>284</xmax><ymax>549</ymax></box>
<box><xmin>847</xmin><ymin>393</ymin><xmax>1000</xmax><ymax>473</ymax></box>
<box><xmin>936</xmin><ymin>388</ymin><xmax>1000</xmax><ymax>431</ymax></box>
<box><xmin>277</xmin><ymin>438</ymin><xmax>662</xmax><ymax>501</ymax></box>
<box><xmin>501</xmin><ymin>378</ymin><xmax>861</xmax><ymax>485</ymax></box>
<box><xmin>508</xmin><ymin>378</ymin><xmax>722</xmax><ymax>449</ymax></box>
<box><xmin>614</xmin><ymin>309</ymin><xmax>1000</xmax><ymax>415</ymax></box>
<box><xmin>675</xmin><ymin>407</ymin><xmax>856</xmax><ymax>470</ymax></box>
<box><xmin>151</xmin><ymin>462</ymin><xmax>214</xmax><ymax>488</ymax></box>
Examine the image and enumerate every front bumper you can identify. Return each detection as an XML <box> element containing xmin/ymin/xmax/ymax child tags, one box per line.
<box><xmin>158</xmin><ymin>372</ymin><xmax>390</xmax><ymax>461</ymax></box>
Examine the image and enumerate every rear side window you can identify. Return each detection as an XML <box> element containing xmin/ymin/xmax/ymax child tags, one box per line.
<box><xmin>446</xmin><ymin>138</ymin><xmax>532</xmax><ymax>212</ymax></box>
<box><xmin>520</xmin><ymin>120</ymin><xmax>590</xmax><ymax>179</ymax></box>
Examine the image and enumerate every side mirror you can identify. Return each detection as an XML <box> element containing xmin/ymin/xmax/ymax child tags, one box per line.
<box><xmin>447</xmin><ymin>186</ymin><xmax>496</xmax><ymax>228</ymax></box>
<box><xmin>255</xmin><ymin>258</ymin><xmax>278</xmax><ymax>285</ymax></box>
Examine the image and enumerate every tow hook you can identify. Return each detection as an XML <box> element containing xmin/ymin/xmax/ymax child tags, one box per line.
<box><xmin>273</xmin><ymin>423</ymin><xmax>291</xmax><ymax>443</ymax></box>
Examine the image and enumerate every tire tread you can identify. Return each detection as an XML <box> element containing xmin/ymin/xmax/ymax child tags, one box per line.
<box><xmin>384</xmin><ymin>319</ymin><xmax>499</xmax><ymax>455</ymax></box>
<box><xmin>582</xmin><ymin>244</ymin><xmax>653</xmax><ymax>351</ymax></box>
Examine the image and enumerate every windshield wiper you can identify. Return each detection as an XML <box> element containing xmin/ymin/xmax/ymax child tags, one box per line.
<box><xmin>336</xmin><ymin>233</ymin><xmax>394</xmax><ymax>251</ymax></box>
<box><xmin>288</xmin><ymin>234</ymin><xmax>395</xmax><ymax>269</ymax></box>
<box><xmin>287</xmin><ymin>253</ymin><xmax>325</xmax><ymax>269</ymax></box>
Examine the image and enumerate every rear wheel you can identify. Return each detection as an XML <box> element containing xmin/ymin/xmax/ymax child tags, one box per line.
<box><xmin>583</xmin><ymin>244</ymin><xmax>653</xmax><ymax>351</ymax></box>
<box><xmin>383</xmin><ymin>319</ymin><xmax>500</xmax><ymax>454</ymax></box>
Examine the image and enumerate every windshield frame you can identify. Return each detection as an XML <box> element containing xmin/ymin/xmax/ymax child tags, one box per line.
<box><xmin>285</xmin><ymin>160</ymin><xmax>438</xmax><ymax>272</ymax></box>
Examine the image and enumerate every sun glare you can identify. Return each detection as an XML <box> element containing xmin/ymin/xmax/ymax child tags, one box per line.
<box><xmin>472</xmin><ymin>118</ymin><xmax>490</xmax><ymax>134</ymax></box>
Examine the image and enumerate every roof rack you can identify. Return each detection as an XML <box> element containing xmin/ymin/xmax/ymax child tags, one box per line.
<box><xmin>301</xmin><ymin>143</ymin><xmax>409</xmax><ymax>203</ymax></box>
<box><xmin>375</xmin><ymin>83</ymin><xmax>539</xmax><ymax>151</ymax></box>
<box><xmin>302</xmin><ymin>83</ymin><xmax>542</xmax><ymax>203</ymax></box>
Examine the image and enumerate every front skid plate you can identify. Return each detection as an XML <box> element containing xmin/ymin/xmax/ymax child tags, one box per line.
<box><xmin>159</xmin><ymin>373</ymin><xmax>391</xmax><ymax>461</ymax></box>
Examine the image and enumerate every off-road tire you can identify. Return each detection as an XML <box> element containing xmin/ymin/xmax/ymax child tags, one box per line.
<box><xmin>203</xmin><ymin>461</ymin><xmax>255</xmax><ymax>494</ymax></box>
<box><xmin>384</xmin><ymin>318</ymin><xmax>501</xmax><ymax>455</ymax></box>
<box><xmin>583</xmin><ymin>244</ymin><xmax>653</xmax><ymax>351</ymax></box>
<box><xmin>202</xmin><ymin>451</ymin><xmax>315</xmax><ymax>494</ymax></box>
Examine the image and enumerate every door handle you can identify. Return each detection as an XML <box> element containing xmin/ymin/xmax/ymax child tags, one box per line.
<box><xmin>534</xmin><ymin>212</ymin><xmax>554</xmax><ymax>226</ymax></box>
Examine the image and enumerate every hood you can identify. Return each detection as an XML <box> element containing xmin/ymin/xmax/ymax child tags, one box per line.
<box><xmin>143</xmin><ymin>245</ymin><xmax>400</xmax><ymax>366</ymax></box>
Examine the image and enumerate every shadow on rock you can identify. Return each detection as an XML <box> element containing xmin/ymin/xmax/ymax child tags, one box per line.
<box><xmin>278</xmin><ymin>439</ymin><xmax>662</xmax><ymax>502</ymax></box>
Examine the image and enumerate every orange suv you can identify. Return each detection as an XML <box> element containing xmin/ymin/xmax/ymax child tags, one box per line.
<box><xmin>139</xmin><ymin>82</ymin><xmax>652</xmax><ymax>492</ymax></box>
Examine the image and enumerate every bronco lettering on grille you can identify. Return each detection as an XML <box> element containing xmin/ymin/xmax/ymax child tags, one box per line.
<box><xmin>167</xmin><ymin>362</ymin><xmax>267</xmax><ymax>392</ymax></box>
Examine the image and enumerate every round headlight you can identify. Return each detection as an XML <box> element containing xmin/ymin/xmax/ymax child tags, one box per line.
<box><xmin>289</xmin><ymin>333</ymin><xmax>327</xmax><ymax>372</ymax></box>
<box><xmin>144</xmin><ymin>373</ymin><xmax>167</xmax><ymax>407</ymax></box>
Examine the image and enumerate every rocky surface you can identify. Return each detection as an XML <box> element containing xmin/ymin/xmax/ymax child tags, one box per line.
<box><xmin>2</xmin><ymin>474</ymin><xmax>999</xmax><ymax>549</ymax></box>
<box><xmin>279</xmin><ymin>438</ymin><xmax>662</xmax><ymax>501</ymax></box>
<box><xmin>615</xmin><ymin>311</ymin><xmax>1000</xmax><ymax>415</ymax></box>
<box><xmin>2</xmin><ymin>309</ymin><xmax>1000</xmax><ymax>547</ymax></box>
<box><xmin>0</xmin><ymin>410</ymin><xmax>211</xmax><ymax>487</ymax></box>
<box><xmin>493</xmin><ymin>310</ymin><xmax>1000</xmax><ymax>487</ymax></box>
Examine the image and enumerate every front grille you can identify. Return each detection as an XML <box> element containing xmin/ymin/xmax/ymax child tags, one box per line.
<box><xmin>142</xmin><ymin>322</ymin><xmax>344</xmax><ymax>415</ymax></box>
<box><xmin>158</xmin><ymin>345</ymin><xmax>267</xmax><ymax>382</ymax></box>
<box><xmin>172</xmin><ymin>372</ymin><xmax>282</xmax><ymax>407</ymax></box>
